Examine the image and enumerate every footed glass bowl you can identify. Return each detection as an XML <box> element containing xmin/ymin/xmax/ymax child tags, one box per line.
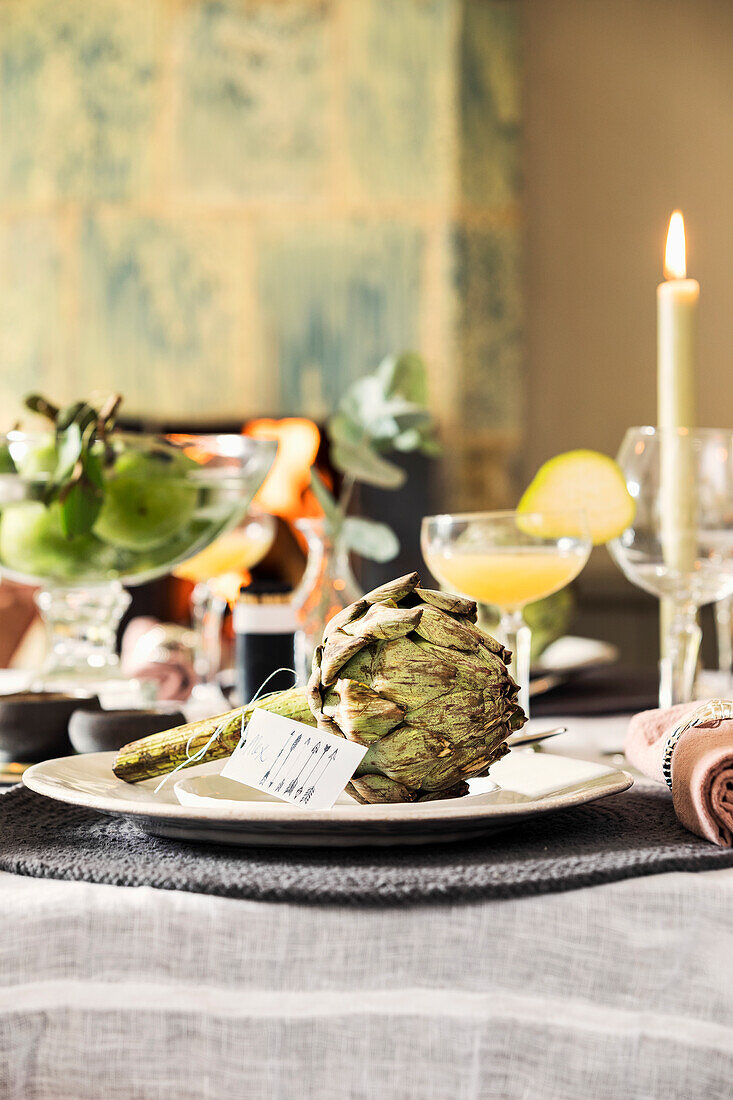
<box><xmin>0</xmin><ymin>431</ymin><xmax>276</xmax><ymax>688</ymax></box>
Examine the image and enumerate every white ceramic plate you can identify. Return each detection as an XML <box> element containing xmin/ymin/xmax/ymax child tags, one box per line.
<box><xmin>23</xmin><ymin>750</ymin><xmax>633</xmax><ymax>848</ymax></box>
<box><xmin>533</xmin><ymin>636</ymin><xmax>620</xmax><ymax>675</ymax></box>
<box><xmin>529</xmin><ymin>636</ymin><xmax>620</xmax><ymax>700</ymax></box>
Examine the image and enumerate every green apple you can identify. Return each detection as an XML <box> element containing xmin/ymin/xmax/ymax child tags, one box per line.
<box><xmin>17</xmin><ymin>435</ymin><xmax>58</xmax><ymax>480</ymax></box>
<box><xmin>126</xmin><ymin>518</ymin><xmax>213</xmax><ymax>578</ymax></box>
<box><xmin>0</xmin><ymin>445</ymin><xmax>15</xmax><ymax>474</ymax></box>
<box><xmin>0</xmin><ymin>501</ymin><xmax>114</xmax><ymax>581</ymax></box>
<box><xmin>93</xmin><ymin>449</ymin><xmax>197</xmax><ymax>551</ymax></box>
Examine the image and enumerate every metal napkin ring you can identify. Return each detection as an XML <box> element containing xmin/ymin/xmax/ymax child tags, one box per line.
<box><xmin>662</xmin><ymin>698</ymin><xmax>733</xmax><ymax>791</ymax></box>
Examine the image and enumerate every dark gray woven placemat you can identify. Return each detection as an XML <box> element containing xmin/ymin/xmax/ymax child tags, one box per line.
<box><xmin>3</xmin><ymin>783</ymin><xmax>733</xmax><ymax>906</ymax></box>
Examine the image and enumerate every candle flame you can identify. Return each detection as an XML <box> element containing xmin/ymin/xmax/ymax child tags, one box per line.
<box><xmin>664</xmin><ymin>211</ymin><xmax>687</xmax><ymax>279</ymax></box>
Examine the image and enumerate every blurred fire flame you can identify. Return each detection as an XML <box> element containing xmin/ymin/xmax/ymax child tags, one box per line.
<box><xmin>244</xmin><ymin>418</ymin><xmax>323</xmax><ymax>521</ymax></box>
<box><xmin>165</xmin><ymin>434</ymin><xmax>213</xmax><ymax>465</ymax></box>
<box><xmin>208</xmin><ymin>570</ymin><xmax>251</xmax><ymax>606</ymax></box>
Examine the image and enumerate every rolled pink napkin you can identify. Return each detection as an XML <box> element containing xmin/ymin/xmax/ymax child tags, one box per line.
<box><xmin>625</xmin><ymin>701</ymin><xmax>733</xmax><ymax>846</ymax></box>
<box><xmin>128</xmin><ymin>659</ymin><xmax>196</xmax><ymax>702</ymax></box>
<box><xmin>121</xmin><ymin>618</ymin><xmax>197</xmax><ymax>702</ymax></box>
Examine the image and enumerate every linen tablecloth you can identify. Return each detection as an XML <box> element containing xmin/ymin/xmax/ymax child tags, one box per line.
<box><xmin>1</xmin><ymin>716</ymin><xmax>732</xmax><ymax>1100</ymax></box>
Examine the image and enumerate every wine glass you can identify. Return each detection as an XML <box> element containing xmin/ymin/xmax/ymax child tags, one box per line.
<box><xmin>715</xmin><ymin>594</ymin><xmax>733</xmax><ymax>688</ymax></box>
<box><xmin>421</xmin><ymin>510</ymin><xmax>591</xmax><ymax>717</ymax></box>
<box><xmin>608</xmin><ymin>427</ymin><xmax>733</xmax><ymax>707</ymax></box>
<box><xmin>174</xmin><ymin>510</ymin><xmax>277</xmax><ymax>682</ymax></box>
<box><xmin>0</xmin><ymin>431</ymin><xmax>276</xmax><ymax>689</ymax></box>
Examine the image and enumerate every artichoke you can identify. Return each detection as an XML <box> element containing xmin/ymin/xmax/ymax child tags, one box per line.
<box><xmin>114</xmin><ymin>572</ymin><xmax>526</xmax><ymax>803</ymax></box>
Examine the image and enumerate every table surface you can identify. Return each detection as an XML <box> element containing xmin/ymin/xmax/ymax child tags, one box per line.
<box><xmin>2</xmin><ymin>715</ymin><xmax>733</xmax><ymax>1100</ymax></box>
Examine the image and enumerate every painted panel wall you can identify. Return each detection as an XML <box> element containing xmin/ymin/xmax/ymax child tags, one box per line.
<box><xmin>0</xmin><ymin>0</ymin><xmax>522</xmax><ymax>508</ymax></box>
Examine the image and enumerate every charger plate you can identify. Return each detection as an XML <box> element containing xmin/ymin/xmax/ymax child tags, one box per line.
<box><xmin>23</xmin><ymin>751</ymin><xmax>633</xmax><ymax>848</ymax></box>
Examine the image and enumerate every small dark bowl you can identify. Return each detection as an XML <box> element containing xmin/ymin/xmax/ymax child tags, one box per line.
<box><xmin>68</xmin><ymin>708</ymin><xmax>186</xmax><ymax>755</ymax></box>
<box><xmin>0</xmin><ymin>692</ymin><xmax>100</xmax><ymax>763</ymax></box>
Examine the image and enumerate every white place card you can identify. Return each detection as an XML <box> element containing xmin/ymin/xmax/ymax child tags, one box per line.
<box><xmin>221</xmin><ymin>709</ymin><xmax>368</xmax><ymax>811</ymax></box>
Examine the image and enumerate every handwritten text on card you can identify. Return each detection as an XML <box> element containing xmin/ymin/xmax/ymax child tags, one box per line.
<box><xmin>220</xmin><ymin>709</ymin><xmax>367</xmax><ymax>810</ymax></box>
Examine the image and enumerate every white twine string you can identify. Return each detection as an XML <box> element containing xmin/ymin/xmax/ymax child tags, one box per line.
<box><xmin>153</xmin><ymin>666</ymin><xmax>298</xmax><ymax>794</ymax></box>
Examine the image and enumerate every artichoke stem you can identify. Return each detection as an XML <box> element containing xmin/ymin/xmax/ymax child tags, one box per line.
<box><xmin>113</xmin><ymin>686</ymin><xmax>315</xmax><ymax>783</ymax></box>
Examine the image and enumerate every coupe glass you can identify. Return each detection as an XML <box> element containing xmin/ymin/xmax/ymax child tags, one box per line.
<box><xmin>608</xmin><ymin>427</ymin><xmax>733</xmax><ymax>707</ymax></box>
<box><xmin>0</xmin><ymin>431</ymin><xmax>276</xmax><ymax>689</ymax></box>
<box><xmin>421</xmin><ymin>510</ymin><xmax>591</xmax><ymax>717</ymax></box>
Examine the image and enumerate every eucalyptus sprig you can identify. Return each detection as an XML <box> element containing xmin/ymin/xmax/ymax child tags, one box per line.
<box><xmin>24</xmin><ymin>392</ymin><xmax>122</xmax><ymax>538</ymax></box>
<box><xmin>311</xmin><ymin>352</ymin><xmax>439</xmax><ymax>562</ymax></box>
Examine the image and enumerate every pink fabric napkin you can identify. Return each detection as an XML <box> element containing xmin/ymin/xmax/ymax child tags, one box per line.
<box><xmin>121</xmin><ymin>618</ymin><xmax>196</xmax><ymax>702</ymax></box>
<box><xmin>625</xmin><ymin>701</ymin><xmax>733</xmax><ymax>846</ymax></box>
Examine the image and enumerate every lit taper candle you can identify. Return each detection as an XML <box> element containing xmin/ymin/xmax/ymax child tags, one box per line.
<box><xmin>657</xmin><ymin>212</ymin><xmax>698</xmax><ymax>670</ymax></box>
<box><xmin>658</xmin><ymin>211</ymin><xmax>698</xmax><ymax>432</ymax></box>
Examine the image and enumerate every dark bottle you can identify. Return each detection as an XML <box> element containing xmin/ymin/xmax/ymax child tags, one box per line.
<box><xmin>234</xmin><ymin>580</ymin><xmax>297</xmax><ymax>704</ymax></box>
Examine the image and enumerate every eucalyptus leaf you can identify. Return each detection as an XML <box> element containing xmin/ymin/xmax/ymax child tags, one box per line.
<box><xmin>363</xmin><ymin>414</ymin><xmax>401</xmax><ymax>445</ymax></box>
<box><xmin>310</xmin><ymin>470</ymin><xmax>342</xmax><ymax>525</ymax></box>
<box><xmin>320</xmin><ymin>352</ymin><xmax>436</xmax><ymax>518</ymax></box>
<box><xmin>342</xmin><ymin>516</ymin><xmax>400</xmax><ymax>562</ymax></box>
<box><xmin>392</xmin><ymin>427</ymin><xmax>423</xmax><ymax>452</ymax></box>
<box><xmin>337</xmin><ymin>355</ymin><xmax>432</xmax><ymax>452</ymax></box>
<box><xmin>327</xmin><ymin>413</ymin><xmax>364</xmax><ymax>447</ymax></box>
<box><xmin>331</xmin><ymin>440</ymin><xmax>406</xmax><ymax>490</ymax></box>
<box><xmin>370</xmin><ymin>403</ymin><xmax>432</xmax><ymax>443</ymax></box>
<box><xmin>391</xmin><ymin>404</ymin><xmax>433</xmax><ymax>430</ymax></box>
<box><xmin>418</xmin><ymin>432</ymin><xmax>442</xmax><ymax>457</ymax></box>
<box><xmin>339</xmin><ymin>376</ymin><xmax>387</xmax><ymax>430</ymax></box>
<box><xmin>377</xmin><ymin>351</ymin><xmax>429</xmax><ymax>405</ymax></box>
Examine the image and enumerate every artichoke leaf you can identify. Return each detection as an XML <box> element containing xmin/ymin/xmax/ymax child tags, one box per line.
<box><xmin>360</xmin><ymin>724</ymin><xmax>453</xmax><ymax>787</ymax></box>
<box><xmin>412</xmin><ymin>604</ymin><xmax>484</xmax><ymax>652</ymax></box>
<box><xmin>372</xmin><ymin>642</ymin><xmax>519</xmax><ymax>717</ymax></box>
<box><xmin>370</xmin><ymin>637</ymin><xmax>512</xmax><ymax>706</ymax></box>
<box><xmin>332</xmin><ymin>678</ymin><xmax>405</xmax><ymax>743</ymax></box>
<box><xmin>404</xmin><ymin>690</ymin><xmax>502</xmax><ymax>734</ymax></box>
<box><xmin>348</xmin><ymin>774</ymin><xmax>415</xmax><ymax>805</ymax></box>
<box><xmin>341</xmin><ymin>601</ymin><xmax>422</xmax><ymax>642</ymax></box>
<box><xmin>364</xmin><ymin>572</ymin><xmax>420</xmax><ymax>604</ymax></box>
<box><xmin>322</xmin><ymin>599</ymin><xmax>368</xmax><ymax>641</ymax></box>
<box><xmin>416</xmin><ymin>782</ymin><xmax>469</xmax><ymax>802</ymax></box>
<box><xmin>318</xmin><ymin>634</ymin><xmax>367</xmax><ymax>687</ymax></box>
<box><xmin>306</xmin><ymin>646</ymin><xmax>326</xmax><ymax>712</ymax></box>
<box><xmin>419</xmin><ymin>741</ymin><xmax>508</xmax><ymax>790</ymax></box>
<box><xmin>414</xmin><ymin>587</ymin><xmax>477</xmax><ymax>619</ymax></box>
<box><xmin>369</xmin><ymin>638</ymin><xmax>458</xmax><ymax>706</ymax></box>
<box><xmin>320</xmin><ymin>605</ymin><xmax>420</xmax><ymax>685</ymax></box>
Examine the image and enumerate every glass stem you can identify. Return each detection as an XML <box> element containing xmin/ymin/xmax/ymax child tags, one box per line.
<box><xmin>34</xmin><ymin>582</ymin><xmax>131</xmax><ymax>688</ymax></box>
<box><xmin>498</xmin><ymin>609</ymin><xmax>532</xmax><ymax>719</ymax></box>
<box><xmin>715</xmin><ymin>596</ymin><xmax>733</xmax><ymax>678</ymax></box>
<box><xmin>191</xmin><ymin>582</ymin><xmax>227</xmax><ymax>684</ymax></box>
<box><xmin>202</xmin><ymin>594</ymin><xmax>228</xmax><ymax>683</ymax></box>
<box><xmin>191</xmin><ymin>582</ymin><xmax>212</xmax><ymax>681</ymax></box>
<box><xmin>659</xmin><ymin>601</ymin><xmax>701</xmax><ymax>708</ymax></box>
